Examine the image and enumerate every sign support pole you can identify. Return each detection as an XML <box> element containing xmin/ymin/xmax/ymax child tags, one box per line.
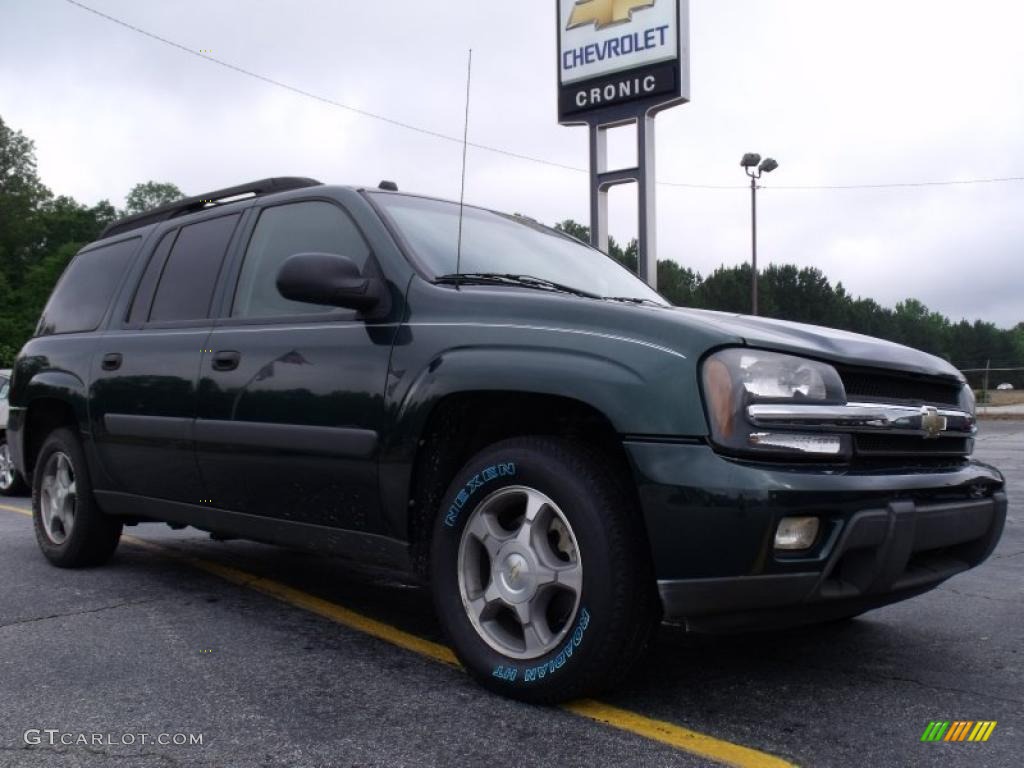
<box><xmin>588</xmin><ymin>123</ymin><xmax>610</xmax><ymax>254</ymax></box>
<box><xmin>637</xmin><ymin>113</ymin><xmax>657</xmax><ymax>287</ymax></box>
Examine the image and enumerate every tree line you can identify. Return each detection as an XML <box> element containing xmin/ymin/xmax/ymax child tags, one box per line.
<box><xmin>1</xmin><ymin>115</ymin><xmax>1021</xmax><ymax>385</ymax></box>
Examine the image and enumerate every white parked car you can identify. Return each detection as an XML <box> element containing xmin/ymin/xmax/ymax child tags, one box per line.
<box><xmin>1</xmin><ymin>368</ymin><xmax>28</xmax><ymax>495</ymax></box>
<box><xmin>996</xmin><ymin>382</ymin><xmax>1014</xmax><ymax>391</ymax></box>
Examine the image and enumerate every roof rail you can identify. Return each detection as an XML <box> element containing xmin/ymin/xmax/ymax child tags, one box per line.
<box><xmin>99</xmin><ymin>177</ymin><xmax>323</xmax><ymax>238</ymax></box>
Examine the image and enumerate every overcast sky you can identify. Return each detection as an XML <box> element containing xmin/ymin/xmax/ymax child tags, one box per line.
<box><xmin>2</xmin><ymin>0</ymin><xmax>1022</xmax><ymax>327</ymax></box>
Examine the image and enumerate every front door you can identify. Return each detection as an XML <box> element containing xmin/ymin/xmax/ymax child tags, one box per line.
<box><xmin>195</xmin><ymin>199</ymin><xmax>399</xmax><ymax>532</ymax></box>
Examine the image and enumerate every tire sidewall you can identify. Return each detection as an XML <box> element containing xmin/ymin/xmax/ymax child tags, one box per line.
<box><xmin>431</xmin><ymin>439</ymin><xmax>625</xmax><ymax>697</ymax></box>
<box><xmin>32</xmin><ymin>428</ymin><xmax>115</xmax><ymax>565</ymax></box>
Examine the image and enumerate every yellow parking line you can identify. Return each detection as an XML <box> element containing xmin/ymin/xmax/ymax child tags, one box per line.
<box><xmin>564</xmin><ymin>700</ymin><xmax>795</xmax><ymax>768</ymax></box>
<box><xmin>0</xmin><ymin>502</ymin><xmax>795</xmax><ymax>768</ymax></box>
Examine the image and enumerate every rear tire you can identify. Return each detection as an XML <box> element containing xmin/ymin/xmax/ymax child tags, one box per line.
<box><xmin>431</xmin><ymin>437</ymin><xmax>660</xmax><ymax>704</ymax></box>
<box><xmin>0</xmin><ymin>434</ymin><xmax>28</xmax><ymax>496</ymax></box>
<box><xmin>33</xmin><ymin>428</ymin><xmax>121</xmax><ymax>568</ymax></box>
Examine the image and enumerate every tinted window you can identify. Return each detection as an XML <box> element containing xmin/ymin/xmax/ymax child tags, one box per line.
<box><xmin>149</xmin><ymin>215</ymin><xmax>239</xmax><ymax>322</ymax></box>
<box><xmin>37</xmin><ymin>238</ymin><xmax>140</xmax><ymax>335</ymax></box>
<box><xmin>0</xmin><ymin>379</ymin><xmax>8</xmax><ymax>400</ymax></box>
<box><xmin>232</xmin><ymin>201</ymin><xmax>371</xmax><ymax>318</ymax></box>
<box><xmin>128</xmin><ymin>230</ymin><xmax>177</xmax><ymax>324</ymax></box>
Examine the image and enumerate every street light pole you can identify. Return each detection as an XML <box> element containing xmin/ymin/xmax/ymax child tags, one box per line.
<box><xmin>750</xmin><ymin>171</ymin><xmax>758</xmax><ymax>315</ymax></box>
<box><xmin>739</xmin><ymin>153</ymin><xmax>778</xmax><ymax>316</ymax></box>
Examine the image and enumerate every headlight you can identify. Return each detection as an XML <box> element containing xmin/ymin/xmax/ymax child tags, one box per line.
<box><xmin>959</xmin><ymin>382</ymin><xmax>976</xmax><ymax>418</ymax></box>
<box><xmin>701</xmin><ymin>348</ymin><xmax>849</xmax><ymax>459</ymax></box>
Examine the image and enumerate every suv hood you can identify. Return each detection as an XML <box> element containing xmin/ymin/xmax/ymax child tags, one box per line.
<box><xmin>668</xmin><ymin>307</ymin><xmax>963</xmax><ymax>381</ymax></box>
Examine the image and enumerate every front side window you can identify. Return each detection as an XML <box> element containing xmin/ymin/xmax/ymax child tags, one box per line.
<box><xmin>148</xmin><ymin>214</ymin><xmax>240</xmax><ymax>322</ymax></box>
<box><xmin>37</xmin><ymin>238</ymin><xmax>140</xmax><ymax>335</ymax></box>
<box><xmin>232</xmin><ymin>201</ymin><xmax>371</xmax><ymax>318</ymax></box>
<box><xmin>370</xmin><ymin>193</ymin><xmax>666</xmax><ymax>304</ymax></box>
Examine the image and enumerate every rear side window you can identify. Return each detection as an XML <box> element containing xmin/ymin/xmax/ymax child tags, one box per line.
<box><xmin>0</xmin><ymin>378</ymin><xmax>8</xmax><ymax>400</ymax></box>
<box><xmin>37</xmin><ymin>238</ymin><xmax>140</xmax><ymax>335</ymax></box>
<box><xmin>232</xmin><ymin>201</ymin><xmax>371</xmax><ymax>318</ymax></box>
<box><xmin>148</xmin><ymin>214</ymin><xmax>240</xmax><ymax>322</ymax></box>
<box><xmin>127</xmin><ymin>230</ymin><xmax>177</xmax><ymax>325</ymax></box>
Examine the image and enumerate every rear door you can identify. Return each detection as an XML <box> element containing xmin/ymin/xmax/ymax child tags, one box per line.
<box><xmin>195</xmin><ymin>198</ymin><xmax>398</xmax><ymax>532</ymax></box>
<box><xmin>90</xmin><ymin>212</ymin><xmax>244</xmax><ymax>502</ymax></box>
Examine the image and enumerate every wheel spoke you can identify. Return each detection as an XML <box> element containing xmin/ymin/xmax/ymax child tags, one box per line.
<box><xmin>57</xmin><ymin>455</ymin><xmax>72</xmax><ymax>490</ymax></box>
<box><xmin>40</xmin><ymin>478</ymin><xmax>57</xmax><ymax>529</ymax></box>
<box><xmin>465</xmin><ymin>512</ymin><xmax>506</xmax><ymax>559</ymax></box>
<box><xmin>521</xmin><ymin>618</ymin><xmax>554</xmax><ymax>655</ymax></box>
<box><xmin>58</xmin><ymin>502</ymin><xmax>75</xmax><ymax>536</ymax></box>
<box><xmin>554</xmin><ymin>561</ymin><xmax>583</xmax><ymax>595</ymax></box>
<box><xmin>467</xmin><ymin>582</ymin><xmax>503</xmax><ymax>621</ymax></box>
<box><xmin>515</xmin><ymin>489</ymin><xmax>547</xmax><ymax>549</ymax></box>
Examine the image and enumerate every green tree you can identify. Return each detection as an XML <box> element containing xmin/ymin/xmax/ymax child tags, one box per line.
<box><xmin>0</xmin><ymin>116</ymin><xmax>52</xmax><ymax>286</ymax></box>
<box><xmin>123</xmin><ymin>181</ymin><xmax>184</xmax><ymax>215</ymax></box>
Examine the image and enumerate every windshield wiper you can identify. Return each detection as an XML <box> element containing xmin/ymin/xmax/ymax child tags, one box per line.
<box><xmin>435</xmin><ymin>273</ymin><xmax>601</xmax><ymax>299</ymax></box>
<box><xmin>603</xmin><ymin>295</ymin><xmax>666</xmax><ymax>307</ymax></box>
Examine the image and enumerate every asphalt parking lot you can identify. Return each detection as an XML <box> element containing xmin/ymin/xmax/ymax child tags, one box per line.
<box><xmin>0</xmin><ymin>421</ymin><xmax>1020</xmax><ymax>768</ymax></box>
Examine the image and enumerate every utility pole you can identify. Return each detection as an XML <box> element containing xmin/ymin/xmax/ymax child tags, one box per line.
<box><xmin>740</xmin><ymin>153</ymin><xmax>778</xmax><ymax>315</ymax></box>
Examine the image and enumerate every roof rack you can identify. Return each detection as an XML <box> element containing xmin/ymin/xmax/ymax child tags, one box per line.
<box><xmin>100</xmin><ymin>177</ymin><xmax>323</xmax><ymax>238</ymax></box>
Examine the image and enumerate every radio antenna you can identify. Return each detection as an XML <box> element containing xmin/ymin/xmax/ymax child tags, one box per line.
<box><xmin>455</xmin><ymin>48</ymin><xmax>472</xmax><ymax>287</ymax></box>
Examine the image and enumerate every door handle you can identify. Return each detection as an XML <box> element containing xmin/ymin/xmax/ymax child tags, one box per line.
<box><xmin>211</xmin><ymin>350</ymin><xmax>241</xmax><ymax>372</ymax></box>
<box><xmin>101</xmin><ymin>353</ymin><xmax>122</xmax><ymax>371</ymax></box>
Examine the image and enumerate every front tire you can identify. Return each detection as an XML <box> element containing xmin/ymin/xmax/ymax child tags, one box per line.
<box><xmin>33</xmin><ymin>428</ymin><xmax>122</xmax><ymax>568</ymax></box>
<box><xmin>0</xmin><ymin>434</ymin><xmax>28</xmax><ymax>496</ymax></box>
<box><xmin>431</xmin><ymin>437</ymin><xmax>659</xmax><ymax>703</ymax></box>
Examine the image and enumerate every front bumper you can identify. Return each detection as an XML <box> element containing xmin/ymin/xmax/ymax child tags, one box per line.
<box><xmin>624</xmin><ymin>441</ymin><xmax>1007</xmax><ymax>629</ymax></box>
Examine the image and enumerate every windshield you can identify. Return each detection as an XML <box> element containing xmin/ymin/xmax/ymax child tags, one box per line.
<box><xmin>370</xmin><ymin>193</ymin><xmax>667</xmax><ymax>304</ymax></box>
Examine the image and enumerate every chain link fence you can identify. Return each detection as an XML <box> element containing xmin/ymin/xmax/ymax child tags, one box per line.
<box><xmin>959</xmin><ymin>365</ymin><xmax>1024</xmax><ymax>404</ymax></box>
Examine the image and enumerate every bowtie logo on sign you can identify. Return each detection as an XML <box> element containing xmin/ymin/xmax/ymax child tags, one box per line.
<box><xmin>566</xmin><ymin>0</ymin><xmax>657</xmax><ymax>31</ymax></box>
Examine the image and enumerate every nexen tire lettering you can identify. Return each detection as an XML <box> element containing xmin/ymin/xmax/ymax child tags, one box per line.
<box><xmin>443</xmin><ymin>463</ymin><xmax>516</xmax><ymax>528</ymax></box>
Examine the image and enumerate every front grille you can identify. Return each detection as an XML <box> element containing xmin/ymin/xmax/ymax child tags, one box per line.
<box><xmin>838</xmin><ymin>366</ymin><xmax>961</xmax><ymax>406</ymax></box>
<box><xmin>854</xmin><ymin>434</ymin><xmax>971</xmax><ymax>456</ymax></box>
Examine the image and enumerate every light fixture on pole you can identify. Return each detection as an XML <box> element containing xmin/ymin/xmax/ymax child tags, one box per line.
<box><xmin>740</xmin><ymin>153</ymin><xmax>778</xmax><ymax>315</ymax></box>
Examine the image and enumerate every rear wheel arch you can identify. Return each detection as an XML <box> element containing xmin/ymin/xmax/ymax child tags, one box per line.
<box><xmin>23</xmin><ymin>397</ymin><xmax>80</xmax><ymax>479</ymax></box>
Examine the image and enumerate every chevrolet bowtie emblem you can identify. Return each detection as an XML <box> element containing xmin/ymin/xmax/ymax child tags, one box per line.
<box><xmin>920</xmin><ymin>406</ymin><xmax>947</xmax><ymax>439</ymax></box>
<box><xmin>567</xmin><ymin>0</ymin><xmax>657</xmax><ymax>31</ymax></box>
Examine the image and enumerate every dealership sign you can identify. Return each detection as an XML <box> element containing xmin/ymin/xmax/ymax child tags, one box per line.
<box><xmin>557</xmin><ymin>0</ymin><xmax>689</xmax><ymax>123</ymax></box>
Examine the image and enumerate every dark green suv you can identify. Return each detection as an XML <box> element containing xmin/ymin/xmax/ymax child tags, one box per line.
<box><xmin>7</xmin><ymin>178</ymin><xmax>1006</xmax><ymax>703</ymax></box>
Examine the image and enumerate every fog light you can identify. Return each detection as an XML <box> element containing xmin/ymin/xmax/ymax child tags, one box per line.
<box><xmin>774</xmin><ymin>516</ymin><xmax>820</xmax><ymax>550</ymax></box>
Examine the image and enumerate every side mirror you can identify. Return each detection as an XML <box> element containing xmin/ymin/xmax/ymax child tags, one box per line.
<box><xmin>276</xmin><ymin>252</ymin><xmax>384</xmax><ymax>312</ymax></box>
